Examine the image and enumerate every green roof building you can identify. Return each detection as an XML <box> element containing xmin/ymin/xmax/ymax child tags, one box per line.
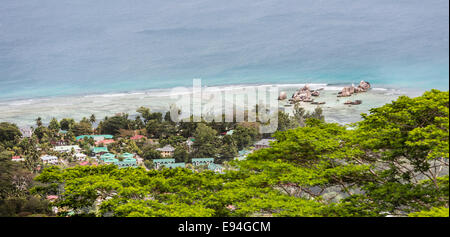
<box><xmin>192</xmin><ymin>158</ymin><xmax>215</xmax><ymax>166</ymax></box>
<box><xmin>236</xmin><ymin>149</ymin><xmax>252</xmax><ymax>161</ymax></box>
<box><xmin>92</xmin><ymin>147</ymin><xmax>109</xmax><ymax>154</ymax></box>
<box><xmin>119</xmin><ymin>153</ymin><xmax>134</xmax><ymax>159</ymax></box>
<box><xmin>162</xmin><ymin>162</ymin><xmax>186</xmax><ymax>169</ymax></box>
<box><xmin>100</xmin><ymin>153</ymin><xmax>115</xmax><ymax>160</ymax></box>
<box><xmin>153</xmin><ymin>158</ymin><xmax>175</xmax><ymax>164</ymax></box>
<box><xmin>116</xmin><ymin>158</ymin><xmax>137</xmax><ymax>168</ymax></box>
<box><xmin>153</xmin><ymin>158</ymin><xmax>175</xmax><ymax>169</ymax></box>
<box><xmin>103</xmin><ymin>158</ymin><xmax>119</xmax><ymax>164</ymax></box>
<box><xmin>101</xmin><ymin>155</ymin><xmax>138</xmax><ymax>168</ymax></box>
<box><xmin>123</xmin><ymin>157</ymin><xmax>136</xmax><ymax>162</ymax></box>
<box><xmin>208</xmin><ymin>163</ymin><xmax>224</xmax><ymax>173</ymax></box>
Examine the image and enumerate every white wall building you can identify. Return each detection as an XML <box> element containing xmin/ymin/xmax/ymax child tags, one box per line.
<box><xmin>41</xmin><ymin>155</ymin><xmax>59</xmax><ymax>164</ymax></box>
<box><xmin>156</xmin><ymin>145</ymin><xmax>175</xmax><ymax>157</ymax></box>
<box><xmin>74</xmin><ymin>153</ymin><xmax>87</xmax><ymax>161</ymax></box>
<box><xmin>20</xmin><ymin>127</ymin><xmax>33</xmax><ymax>138</ymax></box>
<box><xmin>11</xmin><ymin>156</ymin><xmax>25</xmax><ymax>162</ymax></box>
<box><xmin>53</xmin><ymin>145</ymin><xmax>81</xmax><ymax>153</ymax></box>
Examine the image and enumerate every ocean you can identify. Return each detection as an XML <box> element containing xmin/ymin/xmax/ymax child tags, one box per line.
<box><xmin>0</xmin><ymin>0</ymin><xmax>448</xmax><ymax>126</ymax></box>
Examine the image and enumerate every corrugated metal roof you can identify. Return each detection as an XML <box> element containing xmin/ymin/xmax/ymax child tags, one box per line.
<box><xmin>156</xmin><ymin>145</ymin><xmax>175</xmax><ymax>152</ymax></box>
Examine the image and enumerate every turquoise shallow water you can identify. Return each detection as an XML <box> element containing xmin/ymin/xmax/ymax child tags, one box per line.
<box><xmin>0</xmin><ymin>0</ymin><xmax>448</xmax><ymax>101</ymax></box>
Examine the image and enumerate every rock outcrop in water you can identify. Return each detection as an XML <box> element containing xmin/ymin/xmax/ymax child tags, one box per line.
<box><xmin>290</xmin><ymin>85</ymin><xmax>313</xmax><ymax>103</ymax></box>
<box><xmin>278</xmin><ymin>91</ymin><xmax>287</xmax><ymax>100</ymax></box>
<box><xmin>338</xmin><ymin>86</ymin><xmax>355</xmax><ymax>97</ymax></box>
<box><xmin>355</xmin><ymin>80</ymin><xmax>371</xmax><ymax>93</ymax></box>
<box><xmin>338</xmin><ymin>80</ymin><xmax>371</xmax><ymax>97</ymax></box>
<box><xmin>344</xmin><ymin>100</ymin><xmax>362</xmax><ymax>105</ymax></box>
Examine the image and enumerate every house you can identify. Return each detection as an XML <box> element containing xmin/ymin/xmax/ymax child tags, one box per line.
<box><xmin>185</xmin><ymin>137</ymin><xmax>195</xmax><ymax>152</ymax></box>
<box><xmin>74</xmin><ymin>153</ymin><xmax>87</xmax><ymax>161</ymax></box>
<box><xmin>41</xmin><ymin>155</ymin><xmax>59</xmax><ymax>164</ymax></box>
<box><xmin>91</xmin><ymin>147</ymin><xmax>109</xmax><ymax>156</ymax></box>
<box><xmin>130</xmin><ymin>135</ymin><xmax>146</xmax><ymax>141</ymax></box>
<box><xmin>46</xmin><ymin>195</ymin><xmax>58</xmax><ymax>201</ymax></box>
<box><xmin>162</xmin><ymin>162</ymin><xmax>186</xmax><ymax>169</ymax></box>
<box><xmin>208</xmin><ymin>163</ymin><xmax>224</xmax><ymax>173</ymax></box>
<box><xmin>135</xmin><ymin>155</ymin><xmax>144</xmax><ymax>165</ymax></box>
<box><xmin>11</xmin><ymin>156</ymin><xmax>25</xmax><ymax>162</ymax></box>
<box><xmin>189</xmin><ymin>158</ymin><xmax>223</xmax><ymax>172</ymax></box>
<box><xmin>191</xmin><ymin>158</ymin><xmax>215</xmax><ymax>166</ymax></box>
<box><xmin>53</xmin><ymin>145</ymin><xmax>81</xmax><ymax>153</ymax></box>
<box><xmin>20</xmin><ymin>127</ymin><xmax>33</xmax><ymax>138</ymax></box>
<box><xmin>100</xmin><ymin>153</ymin><xmax>116</xmax><ymax>161</ymax></box>
<box><xmin>156</xmin><ymin>145</ymin><xmax>175</xmax><ymax>157</ymax></box>
<box><xmin>103</xmin><ymin>157</ymin><xmax>119</xmax><ymax>164</ymax></box>
<box><xmin>50</xmin><ymin>140</ymin><xmax>66</xmax><ymax>146</ymax></box>
<box><xmin>101</xmin><ymin>155</ymin><xmax>137</xmax><ymax>168</ymax></box>
<box><xmin>236</xmin><ymin>149</ymin><xmax>252</xmax><ymax>161</ymax></box>
<box><xmin>76</xmin><ymin>134</ymin><xmax>113</xmax><ymax>142</ymax></box>
<box><xmin>222</xmin><ymin>130</ymin><xmax>234</xmax><ymax>136</ymax></box>
<box><xmin>80</xmin><ymin>161</ymin><xmax>90</xmax><ymax>166</ymax></box>
<box><xmin>153</xmin><ymin>158</ymin><xmax>175</xmax><ymax>169</ymax></box>
<box><xmin>95</xmin><ymin>139</ymin><xmax>115</xmax><ymax>146</ymax></box>
<box><xmin>254</xmin><ymin>139</ymin><xmax>276</xmax><ymax>150</ymax></box>
<box><xmin>119</xmin><ymin>153</ymin><xmax>135</xmax><ymax>159</ymax></box>
<box><xmin>116</xmin><ymin>158</ymin><xmax>138</xmax><ymax>168</ymax></box>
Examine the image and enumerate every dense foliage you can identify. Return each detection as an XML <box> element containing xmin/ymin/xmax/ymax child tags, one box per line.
<box><xmin>0</xmin><ymin>151</ymin><xmax>51</xmax><ymax>216</ymax></box>
<box><xmin>0</xmin><ymin>122</ymin><xmax>21</xmax><ymax>149</ymax></box>
<box><xmin>31</xmin><ymin>165</ymin><xmax>325</xmax><ymax>217</ymax></box>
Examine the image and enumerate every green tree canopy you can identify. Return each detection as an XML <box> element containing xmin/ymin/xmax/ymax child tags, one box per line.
<box><xmin>60</xmin><ymin>118</ymin><xmax>75</xmax><ymax>131</ymax></box>
<box><xmin>193</xmin><ymin>123</ymin><xmax>218</xmax><ymax>157</ymax></box>
<box><xmin>0</xmin><ymin>122</ymin><xmax>21</xmax><ymax>148</ymax></box>
<box><xmin>99</xmin><ymin>115</ymin><xmax>129</xmax><ymax>135</ymax></box>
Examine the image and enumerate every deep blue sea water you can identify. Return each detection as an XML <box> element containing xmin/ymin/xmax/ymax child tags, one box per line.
<box><xmin>0</xmin><ymin>0</ymin><xmax>448</xmax><ymax>101</ymax></box>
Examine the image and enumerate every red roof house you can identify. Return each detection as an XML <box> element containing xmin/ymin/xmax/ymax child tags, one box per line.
<box><xmin>80</xmin><ymin>161</ymin><xmax>90</xmax><ymax>166</ymax></box>
<box><xmin>11</xmin><ymin>156</ymin><xmax>24</xmax><ymax>161</ymax></box>
<box><xmin>130</xmin><ymin>135</ymin><xmax>146</xmax><ymax>140</ymax></box>
<box><xmin>47</xmin><ymin>195</ymin><xmax>58</xmax><ymax>201</ymax></box>
<box><xmin>95</xmin><ymin>139</ymin><xmax>115</xmax><ymax>146</ymax></box>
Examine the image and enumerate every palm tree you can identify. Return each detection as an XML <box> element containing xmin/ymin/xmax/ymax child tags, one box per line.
<box><xmin>22</xmin><ymin>139</ymin><xmax>41</xmax><ymax>173</ymax></box>
<box><xmin>90</xmin><ymin>114</ymin><xmax>96</xmax><ymax>125</ymax></box>
<box><xmin>35</xmin><ymin>117</ymin><xmax>43</xmax><ymax>127</ymax></box>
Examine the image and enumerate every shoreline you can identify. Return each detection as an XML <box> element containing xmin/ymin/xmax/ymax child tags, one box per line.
<box><xmin>0</xmin><ymin>82</ymin><xmax>431</xmax><ymax>127</ymax></box>
<box><xmin>0</xmin><ymin>81</ymin><xmax>425</xmax><ymax>104</ymax></box>
<box><xmin>0</xmin><ymin>79</ymin><xmax>431</xmax><ymax>103</ymax></box>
